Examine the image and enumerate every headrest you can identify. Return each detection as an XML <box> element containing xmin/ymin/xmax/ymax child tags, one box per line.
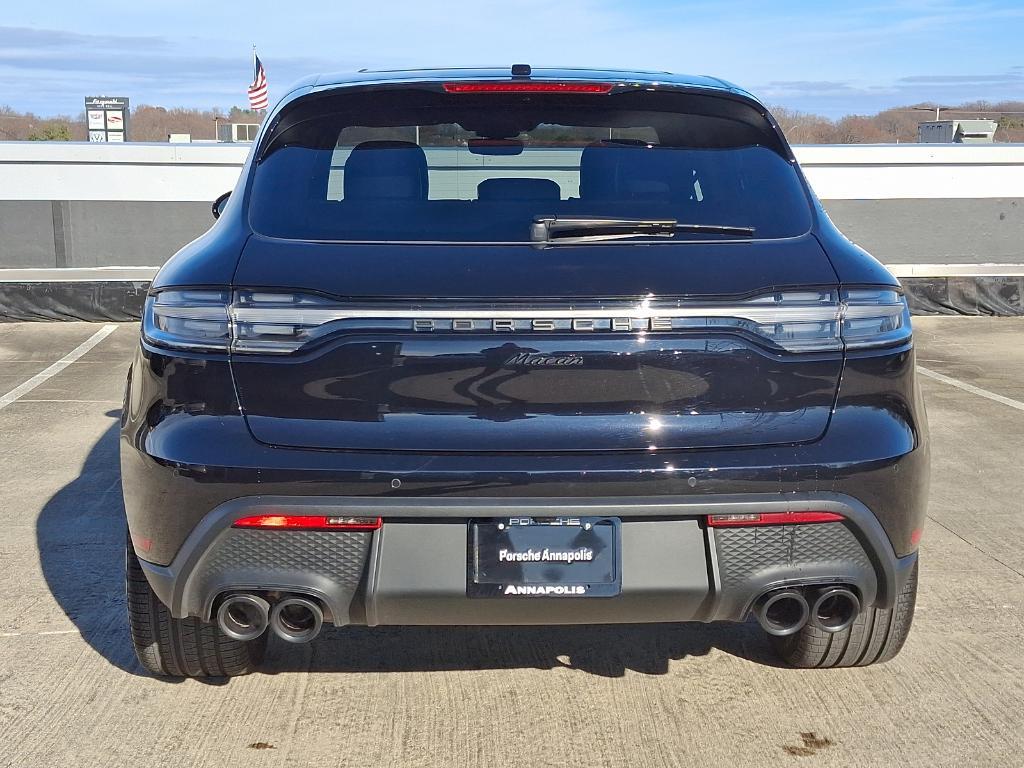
<box><xmin>579</xmin><ymin>143</ymin><xmax>621</xmax><ymax>200</ymax></box>
<box><xmin>343</xmin><ymin>141</ymin><xmax>428</xmax><ymax>200</ymax></box>
<box><xmin>477</xmin><ymin>178</ymin><xmax>561</xmax><ymax>202</ymax></box>
<box><xmin>579</xmin><ymin>142</ymin><xmax>693</xmax><ymax>201</ymax></box>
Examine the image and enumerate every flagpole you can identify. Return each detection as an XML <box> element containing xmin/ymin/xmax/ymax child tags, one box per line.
<box><xmin>252</xmin><ymin>44</ymin><xmax>260</xmax><ymax>114</ymax></box>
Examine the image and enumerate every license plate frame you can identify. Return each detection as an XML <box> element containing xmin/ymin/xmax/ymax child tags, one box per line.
<box><xmin>467</xmin><ymin>516</ymin><xmax>621</xmax><ymax>598</ymax></box>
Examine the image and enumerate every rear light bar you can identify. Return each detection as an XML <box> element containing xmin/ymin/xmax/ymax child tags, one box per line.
<box><xmin>443</xmin><ymin>82</ymin><xmax>614</xmax><ymax>94</ymax></box>
<box><xmin>143</xmin><ymin>288</ymin><xmax>912</xmax><ymax>355</ymax></box>
<box><xmin>706</xmin><ymin>511</ymin><xmax>843</xmax><ymax>527</ymax></box>
<box><xmin>232</xmin><ymin>515</ymin><xmax>382</xmax><ymax>531</ymax></box>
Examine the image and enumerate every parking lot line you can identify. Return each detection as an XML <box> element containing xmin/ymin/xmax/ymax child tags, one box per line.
<box><xmin>0</xmin><ymin>324</ymin><xmax>118</xmax><ymax>411</ymax></box>
<box><xmin>917</xmin><ymin>365</ymin><xmax>1024</xmax><ymax>412</ymax></box>
<box><xmin>17</xmin><ymin>399</ymin><xmax>122</xmax><ymax>404</ymax></box>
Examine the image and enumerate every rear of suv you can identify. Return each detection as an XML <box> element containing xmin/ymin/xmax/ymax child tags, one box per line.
<box><xmin>121</xmin><ymin>66</ymin><xmax>928</xmax><ymax>677</ymax></box>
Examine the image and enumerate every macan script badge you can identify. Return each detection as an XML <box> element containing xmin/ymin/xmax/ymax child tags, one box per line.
<box><xmin>503</xmin><ymin>353</ymin><xmax>583</xmax><ymax>368</ymax></box>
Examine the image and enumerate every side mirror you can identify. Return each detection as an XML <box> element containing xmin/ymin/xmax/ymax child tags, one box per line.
<box><xmin>212</xmin><ymin>191</ymin><xmax>231</xmax><ymax>219</ymax></box>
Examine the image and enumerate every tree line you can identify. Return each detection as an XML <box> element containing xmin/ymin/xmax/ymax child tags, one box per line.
<box><xmin>2</xmin><ymin>101</ymin><xmax>1023</xmax><ymax>143</ymax></box>
<box><xmin>772</xmin><ymin>102</ymin><xmax>1024</xmax><ymax>144</ymax></box>
<box><xmin>0</xmin><ymin>105</ymin><xmax>265</xmax><ymax>142</ymax></box>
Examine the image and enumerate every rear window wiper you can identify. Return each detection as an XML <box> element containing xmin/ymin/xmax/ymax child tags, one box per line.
<box><xmin>530</xmin><ymin>216</ymin><xmax>755</xmax><ymax>246</ymax></box>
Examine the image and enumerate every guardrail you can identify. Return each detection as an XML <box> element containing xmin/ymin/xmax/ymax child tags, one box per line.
<box><xmin>0</xmin><ymin>142</ymin><xmax>1022</xmax><ymax>318</ymax></box>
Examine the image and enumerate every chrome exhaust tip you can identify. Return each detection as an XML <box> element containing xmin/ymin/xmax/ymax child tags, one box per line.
<box><xmin>755</xmin><ymin>590</ymin><xmax>810</xmax><ymax>637</ymax></box>
<box><xmin>216</xmin><ymin>594</ymin><xmax>270</xmax><ymax>642</ymax></box>
<box><xmin>808</xmin><ymin>587</ymin><xmax>860</xmax><ymax>633</ymax></box>
<box><xmin>270</xmin><ymin>596</ymin><xmax>324</xmax><ymax>644</ymax></box>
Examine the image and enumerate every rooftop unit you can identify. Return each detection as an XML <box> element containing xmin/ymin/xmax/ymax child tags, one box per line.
<box><xmin>918</xmin><ymin>120</ymin><xmax>998</xmax><ymax>144</ymax></box>
<box><xmin>216</xmin><ymin>122</ymin><xmax>260</xmax><ymax>143</ymax></box>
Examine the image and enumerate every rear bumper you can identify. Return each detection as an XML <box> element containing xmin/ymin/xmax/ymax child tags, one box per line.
<box><xmin>121</xmin><ymin>341</ymin><xmax>930</xmax><ymax>571</ymax></box>
<box><xmin>138</xmin><ymin>493</ymin><xmax>916</xmax><ymax>626</ymax></box>
<box><xmin>124</xmin><ymin>338</ymin><xmax>928</xmax><ymax>626</ymax></box>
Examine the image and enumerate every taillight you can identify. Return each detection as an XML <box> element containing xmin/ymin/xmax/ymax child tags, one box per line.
<box><xmin>706</xmin><ymin>511</ymin><xmax>843</xmax><ymax>527</ymax></box>
<box><xmin>142</xmin><ymin>289</ymin><xmax>336</xmax><ymax>354</ymax></box>
<box><xmin>142</xmin><ymin>288</ymin><xmax>912</xmax><ymax>355</ymax></box>
<box><xmin>840</xmin><ymin>289</ymin><xmax>912</xmax><ymax>350</ymax></box>
<box><xmin>232</xmin><ymin>515</ymin><xmax>382</xmax><ymax>530</ymax></box>
<box><xmin>443</xmin><ymin>82</ymin><xmax>613</xmax><ymax>94</ymax></box>
<box><xmin>230</xmin><ymin>291</ymin><xmax>348</xmax><ymax>353</ymax></box>
<box><xmin>142</xmin><ymin>290</ymin><xmax>230</xmax><ymax>352</ymax></box>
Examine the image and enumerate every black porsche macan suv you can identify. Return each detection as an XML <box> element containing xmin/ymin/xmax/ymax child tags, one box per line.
<box><xmin>122</xmin><ymin>66</ymin><xmax>929</xmax><ymax>677</ymax></box>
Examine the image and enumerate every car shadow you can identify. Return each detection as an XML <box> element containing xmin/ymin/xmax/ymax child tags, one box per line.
<box><xmin>262</xmin><ymin>620</ymin><xmax>783</xmax><ymax>678</ymax></box>
<box><xmin>37</xmin><ymin>412</ymin><xmax>784</xmax><ymax>682</ymax></box>
<box><xmin>36</xmin><ymin>412</ymin><xmax>150</xmax><ymax>676</ymax></box>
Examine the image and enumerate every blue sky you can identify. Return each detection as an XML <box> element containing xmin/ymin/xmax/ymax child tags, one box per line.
<box><xmin>1</xmin><ymin>0</ymin><xmax>1022</xmax><ymax>118</ymax></box>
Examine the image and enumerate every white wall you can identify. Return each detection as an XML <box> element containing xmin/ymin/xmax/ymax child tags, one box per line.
<box><xmin>2</xmin><ymin>141</ymin><xmax>1024</xmax><ymax>202</ymax></box>
<box><xmin>794</xmin><ymin>144</ymin><xmax>1024</xmax><ymax>200</ymax></box>
<box><xmin>0</xmin><ymin>143</ymin><xmax>248</xmax><ymax>202</ymax></box>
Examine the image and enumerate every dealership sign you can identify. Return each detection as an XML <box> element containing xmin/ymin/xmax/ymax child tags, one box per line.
<box><xmin>85</xmin><ymin>96</ymin><xmax>130</xmax><ymax>142</ymax></box>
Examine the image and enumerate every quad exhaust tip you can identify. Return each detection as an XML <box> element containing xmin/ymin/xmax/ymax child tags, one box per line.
<box><xmin>754</xmin><ymin>590</ymin><xmax>810</xmax><ymax>637</ymax></box>
<box><xmin>216</xmin><ymin>594</ymin><xmax>270</xmax><ymax>642</ymax></box>
<box><xmin>270</xmin><ymin>596</ymin><xmax>324</xmax><ymax>644</ymax></box>
<box><xmin>808</xmin><ymin>586</ymin><xmax>860</xmax><ymax>634</ymax></box>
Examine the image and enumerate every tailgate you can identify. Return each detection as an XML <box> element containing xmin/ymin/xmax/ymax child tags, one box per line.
<box><xmin>230</xmin><ymin>236</ymin><xmax>843</xmax><ymax>453</ymax></box>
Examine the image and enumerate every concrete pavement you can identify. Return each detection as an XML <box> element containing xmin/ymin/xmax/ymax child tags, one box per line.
<box><xmin>0</xmin><ymin>317</ymin><xmax>1021</xmax><ymax>767</ymax></box>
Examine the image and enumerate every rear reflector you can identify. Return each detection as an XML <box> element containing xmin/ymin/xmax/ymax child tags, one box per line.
<box><xmin>232</xmin><ymin>515</ymin><xmax>382</xmax><ymax>531</ymax></box>
<box><xmin>443</xmin><ymin>82</ymin><xmax>613</xmax><ymax>94</ymax></box>
<box><xmin>706</xmin><ymin>511</ymin><xmax>843</xmax><ymax>528</ymax></box>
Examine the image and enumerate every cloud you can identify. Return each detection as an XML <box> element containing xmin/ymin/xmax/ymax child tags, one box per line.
<box><xmin>753</xmin><ymin>81</ymin><xmax>865</xmax><ymax>106</ymax></box>
<box><xmin>899</xmin><ymin>73</ymin><xmax>1024</xmax><ymax>84</ymax></box>
<box><xmin>0</xmin><ymin>26</ymin><xmax>340</xmax><ymax>79</ymax></box>
<box><xmin>0</xmin><ymin>25</ymin><xmax>170</xmax><ymax>50</ymax></box>
<box><xmin>0</xmin><ymin>50</ymin><xmax>335</xmax><ymax>79</ymax></box>
<box><xmin>761</xmin><ymin>81</ymin><xmax>856</xmax><ymax>94</ymax></box>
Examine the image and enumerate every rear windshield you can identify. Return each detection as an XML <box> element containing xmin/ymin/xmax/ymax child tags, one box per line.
<box><xmin>249</xmin><ymin>86</ymin><xmax>812</xmax><ymax>242</ymax></box>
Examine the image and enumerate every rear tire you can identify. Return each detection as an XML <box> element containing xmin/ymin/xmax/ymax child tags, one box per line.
<box><xmin>770</xmin><ymin>560</ymin><xmax>918</xmax><ymax>668</ymax></box>
<box><xmin>125</xmin><ymin>531</ymin><xmax>266</xmax><ymax>678</ymax></box>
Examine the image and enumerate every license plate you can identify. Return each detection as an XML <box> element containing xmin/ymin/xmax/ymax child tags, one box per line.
<box><xmin>468</xmin><ymin>517</ymin><xmax>621</xmax><ymax>597</ymax></box>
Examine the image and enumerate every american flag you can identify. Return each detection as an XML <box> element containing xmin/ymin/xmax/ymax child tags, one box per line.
<box><xmin>248</xmin><ymin>52</ymin><xmax>269</xmax><ymax>110</ymax></box>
